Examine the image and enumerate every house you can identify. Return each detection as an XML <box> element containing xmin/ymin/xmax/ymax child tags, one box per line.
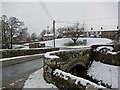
<box><xmin>43</xmin><ymin>33</ymin><xmax>57</xmax><ymax>41</ymax></box>
<box><xmin>101</xmin><ymin>29</ymin><xmax>119</xmax><ymax>40</ymax></box>
<box><xmin>84</xmin><ymin>29</ymin><xmax>119</xmax><ymax>39</ymax></box>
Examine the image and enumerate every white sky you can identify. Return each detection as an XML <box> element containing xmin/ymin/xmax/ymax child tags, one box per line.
<box><xmin>1</xmin><ymin>1</ymin><xmax>119</xmax><ymax>34</ymax></box>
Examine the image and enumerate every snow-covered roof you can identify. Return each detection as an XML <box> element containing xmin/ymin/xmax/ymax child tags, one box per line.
<box><xmin>85</xmin><ymin>29</ymin><xmax>119</xmax><ymax>32</ymax></box>
<box><xmin>44</xmin><ymin>34</ymin><xmax>54</xmax><ymax>36</ymax></box>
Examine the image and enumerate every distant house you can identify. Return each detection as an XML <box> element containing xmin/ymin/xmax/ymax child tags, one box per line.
<box><xmin>101</xmin><ymin>29</ymin><xmax>118</xmax><ymax>40</ymax></box>
<box><xmin>84</xmin><ymin>29</ymin><xmax>119</xmax><ymax>39</ymax></box>
<box><xmin>84</xmin><ymin>30</ymin><xmax>102</xmax><ymax>38</ymax></box>
<box><xmin>43</xmin><ymin>33</ymin><xmax>57</xmax><ymax>41</ymax></box>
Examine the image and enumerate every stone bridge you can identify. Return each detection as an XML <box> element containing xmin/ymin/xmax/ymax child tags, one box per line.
<box><xmin>44</xmin><ymin>48</ymin><xmax>92</xmax><ymax>84</ymax></box>
<box><xmin>43</xmin><ymin>44</ymin><xmax>120</xmax><ymax>89</ymax></box>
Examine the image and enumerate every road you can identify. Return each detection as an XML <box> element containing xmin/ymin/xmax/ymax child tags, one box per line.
<box><xmin>1</xmin><ymin>58</ymin><xmax>43</xmax><ymax>88</ymax></box>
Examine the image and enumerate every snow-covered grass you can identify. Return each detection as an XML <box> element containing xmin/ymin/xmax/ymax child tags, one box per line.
<box><xmin>87</xmin><ymin>60</ymin><xmax>119</xmax><ymax>88</ymax></box>
<box><xmin>23</xmin><ymin>68</ymin><xmax>57</xmax><ymax>88</ymax></box>
<box><xmin>53</xmin><ymin>69</ymin><xmax>105</xmax><ymax>88</ymax></box>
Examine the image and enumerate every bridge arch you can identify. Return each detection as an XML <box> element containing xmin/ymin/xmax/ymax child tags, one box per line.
<box><xmin>65</xmin><ymin>60</ymin><xmax>87</xmax><ymax>72</ymax></box>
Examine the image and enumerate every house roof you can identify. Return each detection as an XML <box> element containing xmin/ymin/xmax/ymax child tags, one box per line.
<box><xmin>84</xmin><ymin>29</ymin><xmax>119</xmax><ymax>32</ymax></box>
<box><xmin>44</xmin><ymin>33</ymin><xmax>54</xmax><ymax>36</ymax></box>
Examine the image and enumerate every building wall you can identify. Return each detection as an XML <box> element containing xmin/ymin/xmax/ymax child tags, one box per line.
<box><xmin>101</xmin><ymin>31</ymin><xmax>117</xmax><ymax>39</ymax></box>
<box><xmin>43</xmin><ymin>35</ymin><xmax>57</xmax><ymax>41</ymax></box>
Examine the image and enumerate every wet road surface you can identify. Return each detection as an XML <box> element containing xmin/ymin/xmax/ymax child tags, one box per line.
<box><xmin>1</xmin><ymin>58</ymin><xmax>43</xmax><ymax>88</ymax></box>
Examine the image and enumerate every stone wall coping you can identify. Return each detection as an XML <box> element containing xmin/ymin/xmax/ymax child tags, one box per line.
<box><xmin>44</xmin><ymin>48</ymin><xmax>91</xmax><ymax>59</ymax></box>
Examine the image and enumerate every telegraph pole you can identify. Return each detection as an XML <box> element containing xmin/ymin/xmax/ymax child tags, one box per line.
<box><xmin>47</xmin><ymin>26</ymin><xmax>49</xmax><ymax>33</ymax></box>
<box><xmin>53</xmin><ymin>20</ymin><xmax>55</xmax><ymax>47</ymax></box>
<box><xmin>10</xmin><ymin>28</ymin><xmax>12</xmax><ymax>49</ymax></box>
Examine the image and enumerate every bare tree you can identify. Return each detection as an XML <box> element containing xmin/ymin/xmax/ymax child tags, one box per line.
<box><xmin>1</xmin><ymin>15</ymin><xmax>11</xmax><ymax>49</ymax></box>
<box><xmin>115</xmin><ymin>29</ymin><xmax>120</xmax><ymax>44</ymax></box>
<box><xmin>31</xmin><ymin>33</ymin><xmax>37</xmax><ymax>41</ymax></box>
<box><xmin>26</xmin><ymin>32</ymin><xmax>31</xmax><ymax>42</ymax></box>
<box><xmin>63</xmin><ymin>23</ymin><xmax>84</xmax><ymax>43</ymax></box>
<box><xmin>39</xmin><ymin>30</ymin><xmax>46</xmax><ymax>40</ymax></box>
<box><xmin>1</xmin><ymin>15</ymin><xmax>28</xmax><ymax>48</ymax></box>
<box><xmin>57</xmin><ymin>28</ymin><xmax>64</xmax><ymax>38</ymax></box>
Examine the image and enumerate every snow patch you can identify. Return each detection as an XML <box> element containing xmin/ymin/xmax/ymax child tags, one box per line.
<box><xmin>95</xmin><ymin>46</ymin><xmax>117</xmax><ymax>55</ymax></box>
<box><xmin>87</xmin><ymin>61</ymin><xmax>119</xmax><ymax>88</ymax></box>
<box><xmin>44</xmin><ymin>51</ymin><xmax>59</xmax><ymax>59</ymax></box>
<box><xmin>23</xmin><ymin>68</ymin><xmax>57</xmax><ymax>88</ymax></box>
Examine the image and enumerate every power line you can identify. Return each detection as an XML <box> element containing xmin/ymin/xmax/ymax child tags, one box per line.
<box><xmin>55</xmin><ymin>17</ymin><xmax>119</xmax><ymax>24</ymax></box>
<box><xmin>79</xmin><ymin>17</ymin><xmax>119</xmax><ymax>21</ymax></box>
<box><xmin>39</xmin><ymin>1</ymin><xmax>53</xmax><ymax>21</ymax></box>
<box><xmin>83</xmin><ymin>24</ymin><xmax>118</xmax><ymax>27</ymax></box>
<box><xmin>56</xmin><ymin>20</ymin><xmax>118</xmax><ymax>27</ymax></box>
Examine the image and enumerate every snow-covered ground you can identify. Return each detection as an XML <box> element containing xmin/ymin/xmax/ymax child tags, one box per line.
<box><xmin>39</xmin><ymin>38</ymin><xmax>113</xmax><ymax>48</ymax></box>
<box><xmin>23</xmin><ymin>68</ymin><xmax>57</xmax><ymax>88</ymax></box>
<box><xmin>87</xmin><ymin>61</ymin><xmax>119</xmax><ymax>88</ymax></box>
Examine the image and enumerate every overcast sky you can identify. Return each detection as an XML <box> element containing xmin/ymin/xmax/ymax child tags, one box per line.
<box><xmin>2</xmin><ymin>1</ymin><xmax>119</xmax><ymax>34</ymax></box>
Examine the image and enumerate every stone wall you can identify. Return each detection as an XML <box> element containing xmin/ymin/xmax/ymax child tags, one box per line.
<box><xmin>93</xmin><ymin>52</ymin><xmax>120</xmax><ymax>66</ymax></box>
<box><xmin>114</xmin><ymin>44</ymin><xmax>120</xmax><ymax>51</ymax></box>
<box><xmin>92</xmin><ymin>44</ymin><xmax>120</xmax><ymax>66</ymax></box>
<box><xmin>44</xmin><ymin>49</ymin><xmax>92</xmax><ymax>89</ymax></box>
<box><xmin>1</xmin><ymin>48</ymin><xmax>59</xmax><ymax>58</ymax></box>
